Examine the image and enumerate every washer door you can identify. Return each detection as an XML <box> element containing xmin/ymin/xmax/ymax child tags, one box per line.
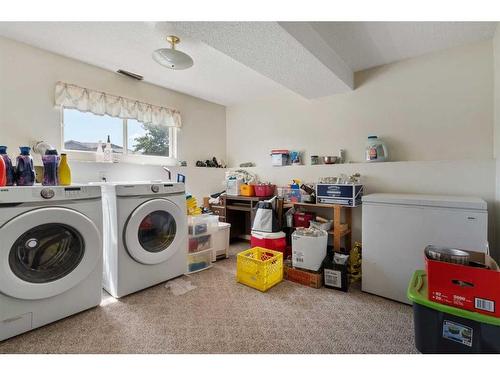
<box><xmin>0</xmin><ymin>207</ymin><xmax>101</xmax><ymax>300</ymax></box>
<box><xmin>124</xmin><ymin>198</ymin><xmax>185</xmax><ymax>265</ymax></box>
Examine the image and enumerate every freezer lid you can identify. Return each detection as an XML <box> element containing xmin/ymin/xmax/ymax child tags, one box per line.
<box><xmin>362</xmin><ymin>193</ymin><xmax>487</xmax><ymax>210</ymax></box>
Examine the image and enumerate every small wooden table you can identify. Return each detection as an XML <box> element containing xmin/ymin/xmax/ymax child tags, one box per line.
<box><xmin>292</xmin><ymin>202</ymin><xmax>352</xmax><ymax>252</ymax></box>
<box><xmin>211</xmin><ymin>195</ymin><xmax>273</xmax><ymax>241</ymax></box>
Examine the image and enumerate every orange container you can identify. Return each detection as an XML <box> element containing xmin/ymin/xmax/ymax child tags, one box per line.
<box><xmin>240</xmin><ymin>184</ymin><xmax>255</xmax><ymax>196</ymax></box>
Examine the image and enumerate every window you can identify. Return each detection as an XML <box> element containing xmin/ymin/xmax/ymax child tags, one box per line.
<box><xmin>62</xmin><ymin>108</ymin><xmax>176</xmax><ymax>159</ymax></box>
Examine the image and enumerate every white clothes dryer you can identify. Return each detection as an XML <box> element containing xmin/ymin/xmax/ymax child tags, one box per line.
<box><xmin>100</xmin><ymin>182</ymin><xmax>187</xmax><ymax>298</ymax></box>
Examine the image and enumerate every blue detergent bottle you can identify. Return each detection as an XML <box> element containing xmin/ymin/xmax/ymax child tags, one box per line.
<box><xmin>16</xmin><ymin>146</ymin><xmax>35</xmax><ymax>186</ymax></box>
<box><xmin>42</xmin><ymin>149</ymin><xmax>60</xmax><ymax>186</ymax></box>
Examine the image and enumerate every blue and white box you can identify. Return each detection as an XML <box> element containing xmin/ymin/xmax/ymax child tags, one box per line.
<box><xmin>315</xmin><ymin>184</ymin><xmax>364</xmax><ymax>207</ymax></box>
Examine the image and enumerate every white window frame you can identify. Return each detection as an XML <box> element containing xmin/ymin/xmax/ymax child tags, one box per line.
<box><xmin>60</xmin><ymin>107</ymin><xmax>178</xmax><ymax>165</ymax></box>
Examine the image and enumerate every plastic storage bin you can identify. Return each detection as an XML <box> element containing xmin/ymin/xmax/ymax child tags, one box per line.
<box><xmin>240</xmin><ymin>184</ymin><xmax>255</xmax><ymax>197</ymax></box>
<box><xmin>188</xmin><ymin>214</ymin><xmax>219</xmax><ymax>236</ymax></box>
<box><xmin>253</xmin><ymin>184</ymin><xmax>276</xmax><ymax>197</ymax></box>
<box><xmin>293</xmin><ymin>212</ymin><xmax>316</xmax><ymax>228</ymax></box>
<box><xmin>407</xmin><ymin>270</ymin><xmax>500</xmax><ymax>353</ymax></box>
<box><xmin>277</xmin><ymin>187</ymin><xmax>303</xmax><ymax>202</ymax></box>
<box><xmin>212</xmin><ymin>222</ymin><xmax>231</xmax><ymax>261</ymax></box>
<box><xmin>236</xmin><ymin>247</ymin><xmax>283</xmax><ymax>292</ymax></box>
<box><xmin>187</xmin><ymin>249</ymin><xmax>213</xmax><ymax>274</ymax></box>
<box><xmin>189</xmin><ymin>234</ymin><xmax>211</xmax><ymax>253</ymax></box>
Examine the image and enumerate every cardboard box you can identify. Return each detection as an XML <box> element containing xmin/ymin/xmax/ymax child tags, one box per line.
<box><xmin>316</xmin><ymin>183</ymin><xmax>363</xmax><ymax>207</ymax></box>
<box><xmin>284</xmin><ymin>264</ymin><xmax>323</xmax><ymax>288</ymax></box>
<box><xmin>426</xmin><ymin>249</ymin><xmax>500</xmax><ymax>318</ymax></box>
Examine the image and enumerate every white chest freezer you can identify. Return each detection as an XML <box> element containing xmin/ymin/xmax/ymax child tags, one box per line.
<box><xmin>361</xmin><ymin>193</ymin><xmax>488</xmax><ymax>304</ymax></box>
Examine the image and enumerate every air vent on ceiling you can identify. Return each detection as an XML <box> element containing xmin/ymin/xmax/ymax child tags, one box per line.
<box><xmin>116</xmin><ymin>69</ymin><xmax>143</xmax><ymax>81</ymax></box>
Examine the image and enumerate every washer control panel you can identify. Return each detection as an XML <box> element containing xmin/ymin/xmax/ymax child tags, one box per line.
<box><xmin>0</xmin><ymin>185</ymin><xmax>101</xmax><ymax>204</ymax></box>
<box><xmin>40</xmin><ymin>188</ymin><xmax>55</xmax><ymax>199</ymax></box>
<box><xmin>151</xmin><ymin>185</ymin><xmax>160</xmax><ymax>193</ymax></box>
<box><xmin>64</xmin><ymin>186</ymin><xmax>86</xmax><ymax>198</ymax></box>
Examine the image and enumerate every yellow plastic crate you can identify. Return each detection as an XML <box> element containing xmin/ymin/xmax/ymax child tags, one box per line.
<box><xmin>236</xmin><ymin>247</ymin><xmax>283</xmax><ymax>292</ymax></box>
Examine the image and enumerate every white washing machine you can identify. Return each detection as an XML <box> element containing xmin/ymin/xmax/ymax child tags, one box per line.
<box><xmin>101</xmin><ymin>181</ymin><xmax>187</xmax><ymax>298</ymax></box>
<box><xmin>0</xmin><ymin>185</ymin><xmax>103</xmax><ymax>341</ymax></box>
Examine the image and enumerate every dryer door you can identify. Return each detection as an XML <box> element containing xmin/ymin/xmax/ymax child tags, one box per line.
<box><xmin>0</xmin><ymin>207</ymin><xmax>101</xmax><ymax>300</ymax></box>
<box><xmin>124</xmin><ymin>198</ymin><xmax>186</xmax><ymax>265</ymax></box>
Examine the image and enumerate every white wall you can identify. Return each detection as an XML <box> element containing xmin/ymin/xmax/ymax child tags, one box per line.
<box><xmin>227</xmin><ymin>40</ymin><xmax>493</xmax><ymax>166</ymax></box>
<box><xmin>0</xmin><ymin>35</ymin><xmax>227</xmax><ymax>201</ymax></box>
<box><xmin>226</xmin><ymin>40</ymin><xmax>497</xmax><ymax>260</ymax></box>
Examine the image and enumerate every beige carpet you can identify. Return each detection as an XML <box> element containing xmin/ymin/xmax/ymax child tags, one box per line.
<box><xmin>0</xmin><ymin>242</ymin><xmax>418</xmax><ymax>354</ymax></box>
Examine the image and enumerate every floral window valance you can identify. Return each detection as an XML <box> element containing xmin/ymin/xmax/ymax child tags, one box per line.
<box><xmin>55</xmin><ymin>81</ymin><xmax>182</xmax><ymax>128</ymax></box>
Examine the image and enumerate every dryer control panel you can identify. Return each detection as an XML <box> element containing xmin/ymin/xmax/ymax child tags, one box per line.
<box><xmin>114</xmin><ymin>182</ymin><xmax>185</xmax><ymax>197</ymax></box>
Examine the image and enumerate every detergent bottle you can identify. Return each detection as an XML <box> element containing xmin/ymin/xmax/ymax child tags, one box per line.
<box><xmin>365</xmin><ymin>135</ymin><xmax>389</xmax><ymax>162</ymax></box>
<box><xmin>0</xmin><ymin>155</ymin><xmax>6</xmax><ymax>186</ymax></box>
<box><xmin>0</xmin><ymin>146</ymin><xmax>15</xmax><ymax>186</ymax></box>
<box><xmin>15</xmin><ymin>146</ymin><xmax>35</xmax><ymax>186</ymax></box>
<box><xmin>42</xmin><ymin>149</ymin><xmax>60</xmax><ymax>186</ymax></box>
<box><xmin>59</xmin><ymin>153</ymin><xmax>72</xmax><ymax>186</ymax></box>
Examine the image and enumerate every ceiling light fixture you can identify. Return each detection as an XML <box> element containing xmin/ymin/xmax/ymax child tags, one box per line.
<box><xmin>152</xmin><ymin>35</ymin><xmax>194</xmax><ymax>70</ymax></box>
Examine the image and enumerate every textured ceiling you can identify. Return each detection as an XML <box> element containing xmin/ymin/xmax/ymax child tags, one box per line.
<box><xmin>172</xmin><ymin>22</ymin><xmax>353</xmax><ymax>99</ymax></box>
<box><xmin>0</xmin><ymin>21</ymin><xmax>497</xmax><ymax>105</ymax></box>
<box><xmin>0</xmin><ymin>22</ymin><xmax>290</xmax><ymax>106</ymax></box>
<box><xmin>309</xmin><ymin>21</ymin><xmax>497</xmax><ymax>72</ymax></box>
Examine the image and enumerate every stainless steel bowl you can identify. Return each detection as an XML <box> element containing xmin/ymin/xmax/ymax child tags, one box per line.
<box><xmin>323</xmin><ymin>156</ymin><xmax>338</xmax><ymax>164</ymax></box>
<box><xmin>424</xmin><ymin>245</ymin><xmax>470</xmax><ymax>265</ymax></box>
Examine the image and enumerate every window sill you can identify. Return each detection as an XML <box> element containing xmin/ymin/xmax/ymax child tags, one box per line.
<box><xmin>64</xmin><ymin>150</ymin><xmax>179</xmax><ymax>167</ymax></box>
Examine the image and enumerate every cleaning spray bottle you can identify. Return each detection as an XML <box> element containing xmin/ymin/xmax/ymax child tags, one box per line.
<box><xmin>103</xmin><ymin>135</ymin><xmax>113</xmax><ymax>163</ymax></box>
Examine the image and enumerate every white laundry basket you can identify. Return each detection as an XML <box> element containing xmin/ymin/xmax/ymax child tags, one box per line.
<box><xmin>212</xmin><ymin>222</ymin><xmax>231</xmax><ymax>261</ymax></box>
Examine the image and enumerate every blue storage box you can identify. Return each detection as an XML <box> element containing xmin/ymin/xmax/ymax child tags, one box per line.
<box><xmin>315</xmin><ymin>184</ymin><xmax>363</xmax><ymax>206</ymax></box>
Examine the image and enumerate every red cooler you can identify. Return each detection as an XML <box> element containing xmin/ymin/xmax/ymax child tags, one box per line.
<box><xmin>251</xmin><ymin>231</ymin><xmax>287</xmax><ymax>255</ymax></box>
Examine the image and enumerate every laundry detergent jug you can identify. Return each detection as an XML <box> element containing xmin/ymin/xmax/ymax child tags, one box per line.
<box><xmin>16</xmin><ymin>146</ymin><xmax>35</xmax><ymax>186</ymax></box>
<box><xmin>365</xmin><ymin>135</ymin><xmax>388</xmax><ymax>162</ymax></box>
<box><xmin>0</xmin><ymin>155</ymin><xmax>6</xmax><ymax>186</ymax></box>
<box><xmin>0</xmin><ymin>146</ymin><xmax>15</xmax><ymax>186</ymax></box>
<box><xmin>42</xmin><ymin>149</ymin><xmax>60</xmax><ymax>186</ymax></box>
